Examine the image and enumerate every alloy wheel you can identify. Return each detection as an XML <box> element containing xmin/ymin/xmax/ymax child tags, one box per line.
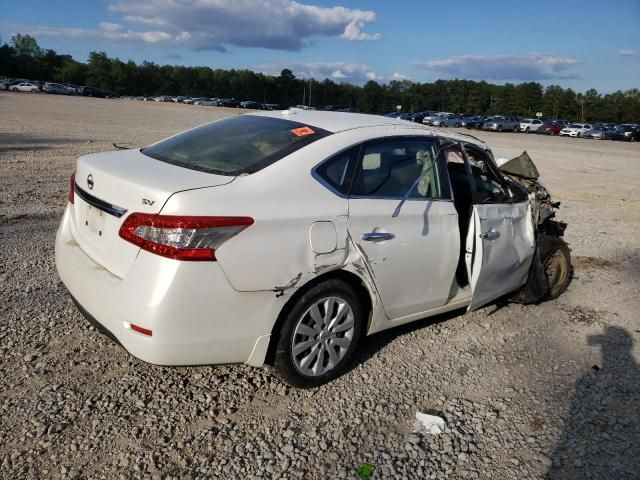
<box><xmin>291</xmin><ymin>296</ymin><xmax>355</xmax><ymax>377</ymax></box>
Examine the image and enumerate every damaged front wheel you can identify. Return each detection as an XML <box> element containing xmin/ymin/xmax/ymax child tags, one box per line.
<box><xmin>511</xmin><ymin>235</ymin><xmax>572</xmax><ymax>304</ymax></box>
<box><xmin>540</xmin><ymin>235</ymin><xmax>572</xmax><ymax>299</ymax></box>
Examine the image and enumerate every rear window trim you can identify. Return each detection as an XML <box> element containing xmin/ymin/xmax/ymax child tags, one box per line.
<box><xmin>141</xmin><ymin>116</ymin><xmax>332</xmax><ymax>176</ymax></box>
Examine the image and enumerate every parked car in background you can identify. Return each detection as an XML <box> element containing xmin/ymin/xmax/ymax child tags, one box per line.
<box><xmin>56</xmin><ymin>111</ymin><xmax>570</xmax><ymax>387</ymax></box>
<box><xmin>536</xmin><ymin>121</ymin><xmax>567</xmax><ymax>136</ymax></box>
<box><xmin>64</xmin><ymin>83</ymin><xmax>80</xmax><ymax>94</ymax></box>
<box><xmin>219</xmin><ymin>98</ymin><xmax>241</xmax><ymax>108</ymax></box>
<box><xmin>241</xmin><ymin>101</ymin><xmax>263</xmax><ymax>109</ymax></box>
<box><xmin>409</xmin><ymin>111</ymin><xmax>435</xmax><ymax>123</ymax></box>
<box><xmin>519</xmin><ymin>119</ymin><xmax>544</xmax><ymax>133</ymax></box>
<box><xmin>397</xmin><ymin>113</ymin><xmax>414</xmax><ymax>121</ymax></box>
<box><xmin>582</xmin><ymin>126</ymin><xmax>615</xmax><ymax>140</ymax></box>
<box><xmin>183</xmin><ymin>97</ymin><xmax>205</xmax><ymax>104</ymax></box>
<box><xmin>559</xmin><ymin>123</ymin><xmax>593</xmax><ymax>138</ymax></box>
<box><xmin>422</xmin><ymin>112</ymin><xmax>451</xmax><ymax>125</ymax></box>
<box><xmin>429</xmin><ymin>114</ymin><xmax>459</xmax><ymax>127</ymax></box>
<box><xmin>44</xmin><ymin>83</ymin><xmax>70</xmax><ymax>95</ymax></box>
<box><xmin>461</xmin><ymin>116</ymin><xmax>485</xmax><ymax>129</ymax></box>
<box><xmin>9</xmin><ymin>82</ymin><xmax>39</xmax><ymax>93</ymax></box>
<box><xmin>482</xmin><ymin>116</ymin><xmax>520</xmax><ymax>132</ymax></box>
<box><xmin>263</xmin><ymin>104</ymin><xmax>288</xmax><ymax>111</ymax></box>
<box><xmin>195</xmin><ymin>98</ymin><xmax>218</xmax><ymax>106</ymax></box>
<box><xmin>438</xmin><ymin>114</ymin><xmax>464</xmax><ymax>127</ymax></box>
<box><xmin>610</xmin><ymin>124</ymin><xmax>640</xmax><ymax>142</ymax></box>
<box><xmin>78</xmin><ymin>86</ymin><xmax>107</xmax><ymax>98</ymax></box>
<box><xmin>593</xmin><ymin>122</ymin><xmax>617</xmax><ymax>130</ymax></box>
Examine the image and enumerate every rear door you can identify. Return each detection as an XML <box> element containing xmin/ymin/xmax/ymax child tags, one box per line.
<box><xmin>347</xmin><ymin>137</ymin><xmax>459</xmax><ymax>319</ymax></box>
<box><xmin>461</xmin><ymin>145</ymin><xmax>535</xmax><ymax>311</ymax></box>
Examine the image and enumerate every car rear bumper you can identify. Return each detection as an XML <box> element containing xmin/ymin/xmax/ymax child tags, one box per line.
<box><xmin>55</xmin><ymin>205</ymin><xmax>282</xmax><ymax>367</ymax></box>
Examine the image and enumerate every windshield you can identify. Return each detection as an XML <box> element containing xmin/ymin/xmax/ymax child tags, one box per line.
<box><xmin>142</xmin><ymin>115</ymin><xmax>331</xmax><ymax>176</ymax></box>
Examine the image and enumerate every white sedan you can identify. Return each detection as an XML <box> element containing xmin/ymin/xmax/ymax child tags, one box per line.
<box><xmin>519</xmin><ymin>118</ymin><xmax>543</xmax><ymax>133</ymax></box>
<box><xmin>559</xmin><ymin>123</ymin><xmax>592</xmax><ymax>138</ymax></box>
<box><xmin>55</xmin><ymin>110</ymin><xmax>571</xmax><ymax>387</ymax></box>
<box><xmin>9</xmin><ymin>82</ymin><xmax>39</xmax><ymax>93</ymax></box>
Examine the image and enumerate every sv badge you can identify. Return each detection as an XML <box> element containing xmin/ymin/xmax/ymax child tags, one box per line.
<box><xmin>142</xmin><ymin>199</ymin><xmax>155</xmax><ymax>206</ymax></box>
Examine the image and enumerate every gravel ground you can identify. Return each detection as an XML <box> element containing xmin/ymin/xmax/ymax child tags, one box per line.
<box><xmin>1</xmin><ymin>92</ymin><xmax>639</xmax><ymax>479</ymax></box>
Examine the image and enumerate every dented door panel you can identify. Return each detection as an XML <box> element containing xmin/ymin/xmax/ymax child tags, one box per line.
<box><xmin>467</xmin><ymin>201</ymin><xmax>535</xmax><ymax>311</ymax></box>
<box><xmin>348</xmin><ymin>198</ymin><xmax>459</xmax><ymax>319</ymax></box>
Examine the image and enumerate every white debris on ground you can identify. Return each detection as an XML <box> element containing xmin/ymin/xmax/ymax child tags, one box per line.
<box><xmin>415</xmin><ymin>412</ymin><xmax>446</xmax><ymax>435</ymax></box>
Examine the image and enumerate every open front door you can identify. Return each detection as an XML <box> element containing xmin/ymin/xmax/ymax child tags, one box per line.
<box><xmin>466</xmin><ymin>201</ymin><xmax>535</xmax><ymax>311</ymax></box>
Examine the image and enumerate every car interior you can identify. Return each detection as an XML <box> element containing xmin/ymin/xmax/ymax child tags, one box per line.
<box><xmin>444</xmin><ymin>144</ymin><xmax>512</xmax><ymax>288</ymax></box>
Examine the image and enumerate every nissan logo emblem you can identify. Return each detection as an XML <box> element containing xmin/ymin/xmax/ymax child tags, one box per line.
<box><xmin>87</xmin><ymin>174</ymin><xmax>94</xmax><ymax>190</ymax></box>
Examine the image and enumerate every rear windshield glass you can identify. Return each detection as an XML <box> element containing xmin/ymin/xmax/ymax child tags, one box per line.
<box><xmin>141</xmin><ymin>115</ymin><xmax>331</xmax><ymax>175</ymax></box>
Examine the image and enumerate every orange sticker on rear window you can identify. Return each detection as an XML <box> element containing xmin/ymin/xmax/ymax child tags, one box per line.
<box><xmin>291</xmin><ymin>126</ymin><xmax>315</xmax><ymax>137</ymax></box>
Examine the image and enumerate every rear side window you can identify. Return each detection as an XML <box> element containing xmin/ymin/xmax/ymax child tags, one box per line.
<box><xmin>142</xmin><ymin>115</ymin><xmax>331</xmax><ymax>175</ymax></box>
<box><xmin>314</xmin><ymin>146</ymin><xmax>359</xmax><ymax>195</ymax></box>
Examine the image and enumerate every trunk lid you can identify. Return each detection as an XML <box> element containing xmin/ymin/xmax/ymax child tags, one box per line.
<box><xmin>71</xmin><ymin>149</ymin><xmax>234</xmax><ymax>278</ymax></box>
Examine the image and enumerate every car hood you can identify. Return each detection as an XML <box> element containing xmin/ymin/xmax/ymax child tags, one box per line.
<box><xmin>496</xmin><ymin>151</ymin><xmax>558</xmax><ymax>227</ymax></box>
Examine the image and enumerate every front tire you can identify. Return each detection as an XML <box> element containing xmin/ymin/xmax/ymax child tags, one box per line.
<box><xmin>539</xmin><ymin>236</ymin><xmax>572</xmax><ymax>300</ymax></box>
<box><xmin>272</xmin><ymin>279</ymin><xmax>364</xmax><ymax>387</ymax></box>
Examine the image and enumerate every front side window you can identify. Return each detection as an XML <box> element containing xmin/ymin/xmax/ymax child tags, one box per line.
<box><xmin>463</xmin><ymin>146</ymin><xmax>511</xmax><ymax>203</ymax></box>
<box><xmin>352</xmin><ymin>138</ymin><xmax>447</xmax><ymax>200</ymax></box>
<box><xmin>142</xmin><ymin>115</ymin><xmax>331</xmax><ymax>176</ymax></box>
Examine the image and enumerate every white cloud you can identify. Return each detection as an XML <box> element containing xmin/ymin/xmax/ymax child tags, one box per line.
<box><xmin>20</xmin><ymin>23</ymin><xmax>173</xmax><ymax>45</ymax></box>
<box><xmin>392</xmin><ymin>72</ymin><xmax>410</xmax><ymax>81</ymax></box>
<box><xmin>414</xmin><ymin>54</ymin><xmax>580</xmax><ymax>80</ymax></box>
<box><xmin>257</xmin><ymin>61</ymin><xmax>378</xmax><ymax>84</ymax></box>
<box><xmin>15</xmin><ymin>0</ymin><xmax>380</xmax><ymax>52</ymax></box>
<box><xmin>341</xmin><ymin>13</ymin><xmax>382</xmax><ymax>41</ymax></box>
<box><xmin>619</xmin><ymin>49</ymin><xmax>636</xmax><ymax>56</ymax></box>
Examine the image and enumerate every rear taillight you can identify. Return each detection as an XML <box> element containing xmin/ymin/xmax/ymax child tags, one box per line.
<box><xmin>69</xmin><ymin>172</ymin><xmax>75</xmax><ymax>204</ymax></box>
<box><xmin>118</xmin><ymin>213</ymin><xmax>253</xmax><ymax>261</ymax></box>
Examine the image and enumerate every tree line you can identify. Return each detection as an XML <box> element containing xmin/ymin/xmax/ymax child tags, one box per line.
<box><xmin>1</xmin><ymin>34</ymin><xmax>639</xmax><ymax>123</ymax></box>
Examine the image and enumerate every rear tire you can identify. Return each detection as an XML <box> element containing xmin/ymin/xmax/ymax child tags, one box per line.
<box><xmin>272</xmin><ymin>279</ymin><xmax>364</xmax><ymax>388</ymax></box>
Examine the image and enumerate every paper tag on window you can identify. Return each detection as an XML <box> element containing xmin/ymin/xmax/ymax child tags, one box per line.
<box><xmin>291</xmin><ymin>126</ymin><xmax>315</xmax><ymax>137</ymax></box>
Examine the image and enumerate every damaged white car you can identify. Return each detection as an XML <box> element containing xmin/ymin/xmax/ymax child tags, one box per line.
<box><xmin>55</xmin><ymin>110</ymin><xmax>571</xmax><ymax>387</ymax></box>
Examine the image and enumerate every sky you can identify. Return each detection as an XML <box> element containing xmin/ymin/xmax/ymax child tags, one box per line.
<box><xmin>1</xmin><ymin>0</ymin><xmax>639</xmax><ymax>92</ymax></box>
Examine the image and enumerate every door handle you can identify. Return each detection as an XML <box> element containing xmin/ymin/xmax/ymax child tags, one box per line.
<box><xmin>362</xmin><ymin>232</ymin><xmax>395</xmax><ymax>242</ymax></box>
<box><xmin>480</xmin><ymin>229</ymin><xmax>500</xmax><ymax>240</ymax></box>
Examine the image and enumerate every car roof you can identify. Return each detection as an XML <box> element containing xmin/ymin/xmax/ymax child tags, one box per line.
<box><xmin>249</xmin><ymin>109</ymin><xmax>487</xmax><ymax>148</ymax></box>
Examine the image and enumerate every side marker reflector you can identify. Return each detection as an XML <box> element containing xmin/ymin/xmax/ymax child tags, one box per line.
<box><xmin>130</xmin><ymin>323</ymin><xmax>153</xmax><ymax>336</ymax></box>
